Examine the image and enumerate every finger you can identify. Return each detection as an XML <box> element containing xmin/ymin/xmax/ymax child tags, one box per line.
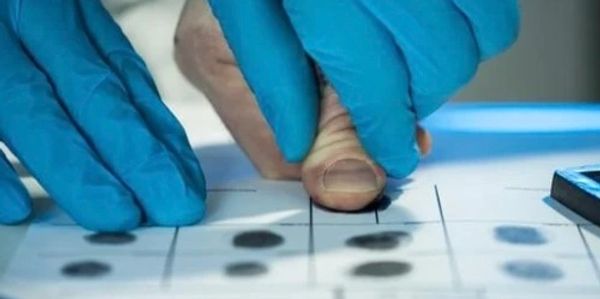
<box><xmin>283</xmin><ymin>0</ymin><xmax>418</xmax><ymax>178</ymax></box>
<box><xmin>0</xmin><ymin>151</ymin><xmax>31</xmax><ymax>224</ymax></box>
<box><xmin>452</xmin><ymin>0</ymin><xmax>520</xmax><ymax>60</ymax></box>
<box><xmin>301</xmin><ymin>85</ymin><xmax>386</xmax><ymax>210</ymax></box>
<box><xmin>77</xmin><ymin>0</ymin><xmax>206</xmax><ymax>203</ymax></box>
<box><xmin>302</xmin><ymin>85</ymin><xmax>432</xmax><ymax>211</ymax></box>
<box><xmin>16</xmin><ymin>1</ymin><xmax>204</xmax><ymax>226</ymax></box>
<box><xmin>208</xmin><ymin>0</ymin><xmax>319</xmax><ymax>162</ymax></box>
<box><xmin>0</xmin><ymin>23</ymin><xmax>140</xmax><ymax>231</ymax></box>
<box><xmin>417</xmin><ymin>126</ymin><xmax>433</xmax><ymax>157</ymax></box>
<box><xmin>175</xmin><ymin>0</ymin><xmax>301</xmax><ymax>180</ymax></box>
<box><xmin>360</xmin><ymin>0</ymin><xmax>480</xmax><ymax>119</ymax></box>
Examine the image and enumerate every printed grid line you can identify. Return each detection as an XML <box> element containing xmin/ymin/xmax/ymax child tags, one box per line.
<box><xmin>577</xmin><ymin>224</ymin><xmax>600</xmax><ymax>286</ymax></box>
<box><xmin>435</xmin><ymin>185</ymin><xmax>462</xmax><ymax>289</ymax></box>
<box><xmin>308</xmin><ymin>197</ymin><xmax>316</xmax><ymax>285</ymax></box>
<box><xmin>13</xmin><ymin>186</ymin><xmax>600</xmax><ymax>296</ymax></box>
<box><xmin>161</xmin><ymin>227</ymin><xmax>180</xmax><ymax>289</ymax></box>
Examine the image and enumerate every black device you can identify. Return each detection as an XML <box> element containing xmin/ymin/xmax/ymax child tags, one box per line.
<box><xmin>551</xmin><ymin>164</ymin><xmax>600</xmax><ymax>226</ymax></box>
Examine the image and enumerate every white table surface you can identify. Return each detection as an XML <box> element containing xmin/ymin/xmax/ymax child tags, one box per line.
<box><xmin>2</xmin><ymin>102</ymin><xmax>599</xmax><ymax>280</ymax></box>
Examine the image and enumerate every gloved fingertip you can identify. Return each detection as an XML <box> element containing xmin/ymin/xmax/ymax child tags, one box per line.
<box><xmin>379</xmin><ymin>151</ymin><xmax>420</xmax><ymax>179</ymax></box>
<box><xmin>78</xmin><ymin>206</ymin><xmax>142</xmax><ymax>233</ymax></box>
<box><xmin>0</xmin><ymin>214</ymin><xmax>31</xmax><ymax>225</ymax></box>
<box><xmin>452</xmin><ymin>0</ymin><xmax>520</xmax><ymax>61</ymax></box>
<box><xmin>279</xmin><ymin>136</ymin><xmax>312</xmax><ymax>163</ymax></box>
<box><xmin>149</xmin><ymin>193</ymin><xmax>206</xmax><ymax>227</ymax></box>
<box><xmin>155</xmin><ymin>205</ymin><xmax>205</xmax><ymax>227</ymax></box>
<box><xmin>481</xmin><ymin>4</ymin><xmax>520</xmax><ymax>60</ymax></box>
<box><xmin>270</xmin><ymin>95</ymin><xmax>317</xmax><ymax>163</ymax></box>
<box><xmin>479</xmin><ymin>25</ymin><xmax>519</xmax><ymax>61</ymax></box>
<box><xmin>413</xmin><ymin>95</ymin><xmax>451</xmax><ymax>121</ymax></box>
<box><xmin>0</xmin><ymin>203</ymin><xmax>32</xmax><ymax>225</ymax></box>
<box><xmin>0</xmin><ymin>181</ymin><xmax>32</xmax><ymax>225</ymax></box>
<box><xmin>180</xmin><ymin>154</ymin><xmax>208</xmax><ymax>199</ymax></box>
<box><xmin>122</xmin><ymin>153</ymin><xmax>206</xmax><ymax>227</ymax></box>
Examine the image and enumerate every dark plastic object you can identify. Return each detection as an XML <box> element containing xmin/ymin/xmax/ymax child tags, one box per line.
<box><xmin>551</xmin><ymin>165</ymin><xmax>600</xmax><ymax>226</ymax></box>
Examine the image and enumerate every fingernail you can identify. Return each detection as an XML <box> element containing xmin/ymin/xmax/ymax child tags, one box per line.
<box><xmin>322</xmin><ymin>159</ymin><xmax>379</xmax><ymax>192</ymax></box>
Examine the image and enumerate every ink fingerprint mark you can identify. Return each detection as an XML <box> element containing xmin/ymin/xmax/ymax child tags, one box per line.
<box><xmin>346</xmin><ymin>231</ymin><xmax>412</xmax><ymax>250</ymax></box>
<box><xmin>494</xmin><ymin>225</ymin><xmax>547</xmax><ymax>245</ymax></box>
<box><xmin>233</xmin><ymin>230</ymin><xmax>284</xmax><ymax>249</ymax></box>
<box><xmin>225</xmin><ymin>261</ymin><xmax>268</xmax><ymax>277</ymax></box>
<box><xmin>85</xmin><ymin>232</ymin><xmax>136</xmax><ymax>245</ymax></box>
<box><xmin>352</xmin><ymin>194</ymin><xmax>392</xmax><ymax>213</ymax></box>
<box><xmin>503</xmin><ymin>260</ymin><xmax>563</xmax><ymax>281</ymax></box>
<box><xmin>352</xmin><ymin>261</ymin><xmax>412</xmax><ymax>278</ymax></box>
<box><xmin>61</xmin><ymin>260</ymin><xmax>111</xmax><ymax>278</ymax></box>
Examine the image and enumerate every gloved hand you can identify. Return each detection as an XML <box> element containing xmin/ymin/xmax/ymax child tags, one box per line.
<box><xmin>0</xmin><ymin>0</ymin><xmax>206</xmax><ymax>231</ymax></box>
<box><xmin>175</xmin><ymin>1</ymin><xmax>431</xmax><ymax>210</ymax></box>
<box><xmin>207</xmin><ymin>0</ymin><xmax>520</xmax><ymax>178</ymax></box>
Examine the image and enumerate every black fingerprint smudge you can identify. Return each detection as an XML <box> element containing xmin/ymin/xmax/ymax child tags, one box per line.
<box><xmin>84</xmin><ymin>232</ymin><xmax>136</xmax><ymax>245</ymax></box>
<box><xmin>352</xmin><ymin>261</ymin><xmax>412</xmax><ymax>278</ymax></box>
<box><xmin>494</xmin><ymin>225</ymin><xmax>547</xmax><ymax>245</ymax></box>
<box><xmin>232</xmin><ymin>230</ymin><xmax>284</xmax><ymax>249</ymax></box>
<box><xmin>225</xmin><ymin>262</ymin><xmax>268</xmax><ymax>277</ymax></box>
<box><xmin>502</xmin><ymin>260</ymin><xmax>564</xmax><ymax>281</ymax></box>
<box><xmin>351</xmin><ymin>194</ymin><xmax>393</xmax><ymax>214</ymax></box>
<box><xmin>346</xmin><ymin>231</ymin><xmax>412</xmax><ymax>250</ymax></box>
<box><xmin>61</xmin><ymin>260</ymin><xmax>111</xmax><ymax>278</ymax></box>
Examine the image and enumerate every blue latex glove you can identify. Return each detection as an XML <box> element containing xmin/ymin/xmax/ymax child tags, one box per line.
<box><xmin>0</xmin><ymin>0</ymin><xmax>206</xmax><ymax>231</ymax></box>
<box><xmin>209</xmin><ymin>0</ymin><xmax>520</xmax><ymax>177</ymax></box>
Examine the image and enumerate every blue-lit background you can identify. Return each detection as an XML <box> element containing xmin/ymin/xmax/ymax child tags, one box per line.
<box><xmin>103</xmin><ymin>0</ymin><xmax>600</xmax><ymax>104</ymax></box>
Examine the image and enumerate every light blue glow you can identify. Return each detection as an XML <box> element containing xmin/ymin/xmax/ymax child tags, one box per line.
<box><xmin>423</xmin><ymin>103</ymin><xmax>600</xmax><ymax>133</ymax></box>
